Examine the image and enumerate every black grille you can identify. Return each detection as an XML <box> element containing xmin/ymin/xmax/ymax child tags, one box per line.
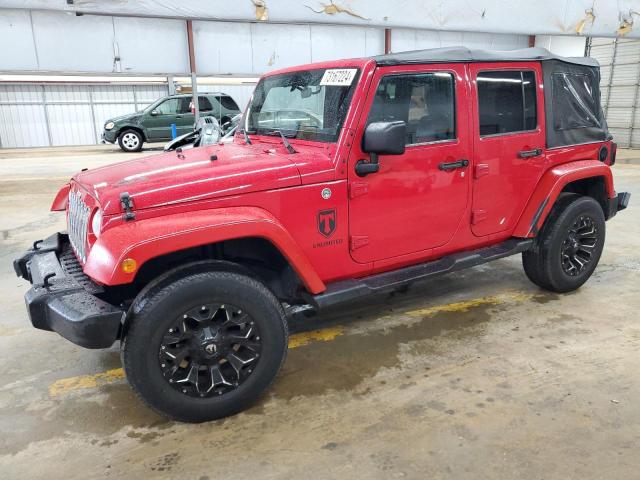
<box><xmin>59</xmin><ymin>244</ymin><xmax>104</xmax><ymax>295</ymax></box>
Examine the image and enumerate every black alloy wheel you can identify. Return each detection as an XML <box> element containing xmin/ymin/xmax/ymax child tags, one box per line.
<box><xmin>160</xmin><ymin>303</ymin><xmax>262</xmax><ymax>398</ymax></box>
<box><xmin>522</xmin><ymin>195</ymin><xmax>605</xmax><ymax>293</ymax></box>
<box><xmin>122</xmin><ymin>270</ymin><xmax>288</xmax><ymax>422</ymax></box>
<box><xmin>560</xmin><ymin>215</ymin><xmax>598</xmax><ymax>276</ymax></box>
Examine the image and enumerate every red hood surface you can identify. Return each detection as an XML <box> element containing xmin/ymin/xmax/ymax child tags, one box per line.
<box><xmin>72</xmin><ymin>140</ymin><xmax>328</xmax><ymax>216</ymax></box>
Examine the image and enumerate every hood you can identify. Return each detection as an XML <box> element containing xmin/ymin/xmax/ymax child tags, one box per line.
<box><xmin>108</xmin><ymin>112</ymin><xmax>142</xmax><ymax>124</ymax></box>
<box><xmin>72</xmin><ymin>140</ymin><xmax>322</xmax><ymax>216</ymax></box>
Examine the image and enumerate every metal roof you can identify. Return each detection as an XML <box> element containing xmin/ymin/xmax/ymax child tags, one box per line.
<box><xmin>373</xmin><ymin>47</ymin><xmax>598</xmax><ymax>67</ymax></box>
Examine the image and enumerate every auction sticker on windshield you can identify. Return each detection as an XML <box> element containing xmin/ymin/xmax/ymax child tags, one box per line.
<box><xmin>320</xmin><ymin>69</ymin><xmax>357</xmax><ymax>86</ymax></box>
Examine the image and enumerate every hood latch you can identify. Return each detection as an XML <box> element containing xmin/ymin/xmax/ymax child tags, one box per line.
<box><xmin>120</xmin><ymin>191</ymin><xmax>136</xmax><ymax>221</ymax></box>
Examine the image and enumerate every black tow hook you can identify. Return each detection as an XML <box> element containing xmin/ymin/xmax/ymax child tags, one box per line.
<box><xmin>42</xmin><ymin>272</ymin><xmax>56</xmax><ymax>288</ymax></box>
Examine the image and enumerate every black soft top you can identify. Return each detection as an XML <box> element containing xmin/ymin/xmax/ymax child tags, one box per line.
<box><xmin>372</xmin><ymin>46</ymin><xmax>606</xmax><ymax>149</ymax></box>
<box><xmin>373</xmin><ymin>46</ymin><xmax>598</xmax><ymax>67</ymax></box>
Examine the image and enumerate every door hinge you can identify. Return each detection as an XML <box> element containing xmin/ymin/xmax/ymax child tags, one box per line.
<box><xmin>349</xmin><ymin>182</ymin><xmax>369</xmax><ymax>199</ymax></box>
<box><xmin>471</xmin><ymin>209</ymin><xmax>487</xmax><ymax>224</ymax></box>
<box><xmin>350</xmin><ymin>235</ymin><xmax>369</xmax><ymax>250</ymax></box>
<box><xmin>474</xmin><ymin>164</ymin><xmax>490</xmax><ymax>179</ymax></box>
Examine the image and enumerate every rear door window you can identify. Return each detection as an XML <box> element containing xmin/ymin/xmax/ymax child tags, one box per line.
<box><xmin>218</xmin><ymin>95</ymin><xmax>239</xmax><ymax>111</ymax></box>
<box><xmin>477</xmin><ymin>71</ymin><xmax>537</xmax><ymax>136</ymax></box>
<box><xmin>368</xmin><ymin>72</ymin><xmax>456</xmax><ymax>145</ymax></box>
<box><xmin>198</xmin><ymin>96</ymin><xmax>213</xmax><ymax>112</ymax></box>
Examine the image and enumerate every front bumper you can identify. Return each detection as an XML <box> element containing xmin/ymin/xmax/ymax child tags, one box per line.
<box><xmin>102</xmin><ymin>129</ymin><xmax>117</xmax><ymax>144</ymax></box>
<box><xmin>606</xmin><ymin>192</ymin><xmax>631</xmax><ymax>220</ymax></box>
<box><xmin>14</xmin><ymin>233</ymin><xmax>124</xmax><ymax>349</ymax></box>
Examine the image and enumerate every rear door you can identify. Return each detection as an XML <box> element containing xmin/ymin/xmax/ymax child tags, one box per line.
<box><xmin>176</xmin><ymin>97</ymin><xmax>195</xmax><ymax>135</ymax></box>
<box><xmin>469</xmin><ymin>63</ymin><xmax>547</xmax><ymax>236</ymax></box>
<box><xmin>348</xmin><ymin>64</ymin><xmax>471</xmax><ymax>263</ymax></box>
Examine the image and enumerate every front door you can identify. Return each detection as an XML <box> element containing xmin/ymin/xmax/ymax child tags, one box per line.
<box><xmin>348</xmin><ymin>65</ymin><xmax>471</xmax><ymax>264</ymax></box>
<box><xmin>143</xmin><ymin>97</ymin><xmax>181</xmax><ymax>140</ymax></box>
<box><xmin>469</xmin><ymin>63</ymin><xmax>547</xmax><ymax>236</ymax></box>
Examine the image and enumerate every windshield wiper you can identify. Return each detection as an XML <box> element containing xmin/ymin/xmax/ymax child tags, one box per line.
<box><xmin>269</xmin><ymin>130</ymin><xmax>297</xmax><ymax>154</ymax></box>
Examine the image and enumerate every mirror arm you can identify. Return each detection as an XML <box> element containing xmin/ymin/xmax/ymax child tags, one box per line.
<box><xmin>355</xmin><ymin>152</ymin><xmax>381</xmax><ymax>177</ymax></box>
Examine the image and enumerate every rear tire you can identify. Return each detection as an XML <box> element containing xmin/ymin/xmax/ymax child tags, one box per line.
<box><xmin>122</xmin><ymin>271</ymin><xmax>288</xmax><ymax>423</ymax></box>
<box><xmin>522</xmin><ymin>195</ymin><xmax>605</xmax><ymax>293</ymax></box>
<box><xmin>118</xmin><ymin>129</ymin><xmax>144</xmax><ymax>152</ymax></box>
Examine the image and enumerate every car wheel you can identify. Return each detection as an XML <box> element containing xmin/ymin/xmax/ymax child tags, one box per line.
<box><xmin>118</xmin><ymin>129</ymin><xmax>144</xmax><ymax>152</ymax></box>
<box><xmin>522</xmin><ymin>195</ymin><xmax>605</xmax><ymax>293</ymax></box>
<box><xmin>121</xmin><ymin>270</ymin><xmax>288</xmax><ymax>423</ymax></box>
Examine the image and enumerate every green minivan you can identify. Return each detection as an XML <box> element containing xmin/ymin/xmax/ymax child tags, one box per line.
<box><xmin>102</xmin><ymin>93</ymin><xmax>241</xmax><ymax>152</ymax></box>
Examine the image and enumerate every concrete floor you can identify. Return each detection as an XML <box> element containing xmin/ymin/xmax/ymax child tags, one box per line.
<box><xmin>1</xmin><ymin>144</ymin><xmax>639</xmax><ymax>479</ymax></box>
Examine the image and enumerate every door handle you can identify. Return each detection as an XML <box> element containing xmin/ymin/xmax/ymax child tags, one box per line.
<box><xmin>518</xmin><ymin>148</ymin><xmax>543</xmax><ymax>159</ymax></box>
<box><xmin>438</xmin><ymin>159</ymin><xmax>469</xmax><ymax>171</ymax></box>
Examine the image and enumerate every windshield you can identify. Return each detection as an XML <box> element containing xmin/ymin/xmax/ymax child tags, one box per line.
<box><xmin>245</xmin><ymin>68</ymin><xmax>360</xmax><ymax>142</ymax></box>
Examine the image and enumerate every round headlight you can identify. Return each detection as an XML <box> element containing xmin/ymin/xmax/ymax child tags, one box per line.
<box><xmin>105</xmin><ymin>122</ymin><xmax>115</xmax><ymax>130</ymax></box>
<box><xmin>91</xmin><ymin>209</ymin><xmax>102</xmax><ymax>238</ymax></box>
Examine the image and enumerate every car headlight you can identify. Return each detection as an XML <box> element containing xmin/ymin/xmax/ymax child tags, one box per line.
<box><xmin>105</xmin><ymin>122</ymin><xmax>115</xmax><ymax>130</ymax></box>
<box><xmin>91</xmin><ymin>209</ymin><xmax>102</xmax><ymax>238</ymax></box>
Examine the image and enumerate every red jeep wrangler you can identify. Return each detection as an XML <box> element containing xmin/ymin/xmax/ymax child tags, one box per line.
<box><xmin>15</xmin><ymin>47</ymin><xmax>629</xmax><ymax>422</ymax></box>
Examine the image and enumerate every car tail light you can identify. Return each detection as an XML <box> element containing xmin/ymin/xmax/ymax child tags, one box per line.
<box><xmin>610</xmin><ymin>142</ymin><xmax>617</xmax><ymax>165</ymax></box>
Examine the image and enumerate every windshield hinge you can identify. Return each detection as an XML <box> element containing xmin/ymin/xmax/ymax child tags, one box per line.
<box><xmin>350</xmin><ymin>235</ymin><xmax>369</xmax><ymax>250</ymax></box>
<box><xmin>349</xmin><ymin>182</ymin><xmax>369</xmax><ymax>199</ymax></box>
<box><xmin>120</xmin><ymin>191</ymin><xmax>136</xmax><ymax>221</ymax></box>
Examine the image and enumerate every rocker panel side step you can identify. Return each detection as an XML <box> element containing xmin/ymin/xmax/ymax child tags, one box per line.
<box><xmin>307</xmin><ymin>238</ymin><xmax>533</xmax><ymax>310</ymax></box>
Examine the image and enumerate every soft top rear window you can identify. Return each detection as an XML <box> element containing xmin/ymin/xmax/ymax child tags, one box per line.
<box><xmin>552</xmin><ymin>73</ymin><xmax>600</xmax><ymax>131</ymax></box>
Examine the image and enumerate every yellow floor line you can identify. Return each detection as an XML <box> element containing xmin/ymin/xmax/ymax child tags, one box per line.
<box><xmin>48</xmin><ymin>328</ymin><xmax>346</xmax><ymax>397</ymax></box>
<box><xmin>48</xmin><ymin>291</ymin><xmax>531</xmax><ymax>398</ymax></box>
<box><xmin>49</xmin><ymin>368</ymin><xmax>126</xmax><ymax>397</ymax></box>
<box><xmin>405</xmin><ymin>291</ymin><xmax>534</xmax><ymax>318</ymax></box>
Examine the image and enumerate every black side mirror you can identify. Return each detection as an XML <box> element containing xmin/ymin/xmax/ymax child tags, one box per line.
<box><xmin>356</xmin><ymin>121</ymin><xmax>406</xmax><ymax>177</ymax></box>
<box><xmin>363</xmin><ymin>121</ymin><xmax>406</xmax><ymax>155</ymax></box>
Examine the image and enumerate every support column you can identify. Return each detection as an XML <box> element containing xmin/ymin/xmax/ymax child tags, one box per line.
<box><xmin>384</xmin><ymin>28</ymin><xmax>392</xmax><ymax>54</ymax></box>
<box><xmin>186</xmin><ymin>20</ymin><xmax>199</xmax><ymax>124</ymax></box>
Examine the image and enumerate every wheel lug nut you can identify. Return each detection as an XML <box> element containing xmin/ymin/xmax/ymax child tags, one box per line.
<box><xmin>161</xmin><ymin>363</ymin><xmax>166</xmax><ymax>368</ymax></box>
<box><xmin>182</xmin><ymin>389</ymin><xmax>187</xmax><ymax>393</ymax></box>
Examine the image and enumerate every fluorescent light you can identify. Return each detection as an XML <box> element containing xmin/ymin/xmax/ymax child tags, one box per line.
<box><xmin>0</xmin><ymin>74</ymin><xmax>168</xmax><ymax>83</ymax></box>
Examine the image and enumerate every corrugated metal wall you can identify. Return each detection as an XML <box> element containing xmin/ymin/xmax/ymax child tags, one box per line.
<box><xmin>0</xmin><ymin>83</ymin><xmax>169</xmax><ymax>148</ymax></box>
<box><xmin>589</xmin><ymin>37</ymin><xmax>640</xmax><ymax>148</ymax></box>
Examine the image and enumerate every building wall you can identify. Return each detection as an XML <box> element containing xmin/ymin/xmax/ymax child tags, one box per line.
<box><xmin>535</xmin><ymin>35</ymin><xmax>586</xmax><ymax>57</ymax></box>
<box><xmin>0</xmin><ymin>8</ymin><xmax>533</xmax><ymax>148</ymax></box>
<box><xmin>589</xmin><ymin>38</ymin><xmax>640</xmax><ymax>148</ymax></box>
<box><xmin>1</xmin><ymin>9</ymin><xmax>529</xmax><ymax>76</ymax></box>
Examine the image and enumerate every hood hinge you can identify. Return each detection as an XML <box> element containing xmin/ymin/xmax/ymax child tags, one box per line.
<box><xmin>120</xmin><ymin>191</ymin><xmax>136</xmax><ymax>221</ymax></box>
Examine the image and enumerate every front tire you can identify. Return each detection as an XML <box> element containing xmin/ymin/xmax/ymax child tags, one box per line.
<box><xmin>122</xmin><ymin>271</ymin><xmax>288</xmax><ymax>423</ymax></box>
<box><xmin>118</xmin><ymin>129</ymin><xmax>144</xmax><ymax>152</ymax></box>
<box><xmin>523</xmin><ymin>195</ymin><xmax>605</xmax><ymax>293</ymax></box>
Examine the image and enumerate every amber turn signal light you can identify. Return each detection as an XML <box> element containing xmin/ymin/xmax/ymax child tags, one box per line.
<box><xmin>121</xmin><ymin>258</ymin><xmax>137</xmax><ymax>274</ymax></box>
